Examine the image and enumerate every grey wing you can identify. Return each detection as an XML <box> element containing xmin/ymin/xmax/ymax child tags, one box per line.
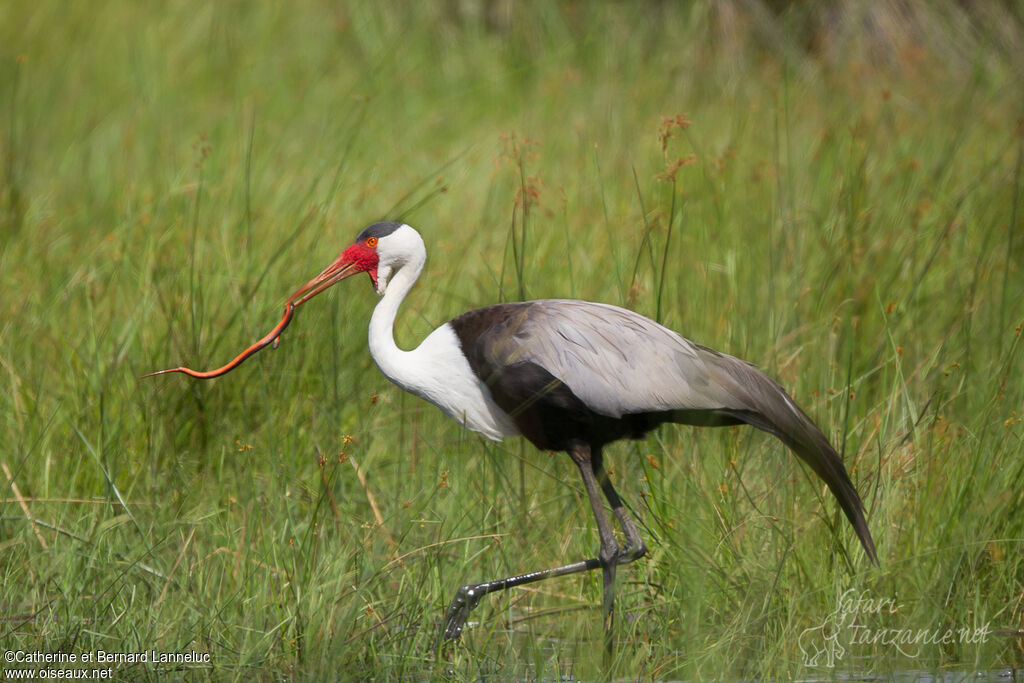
<box><xmin>486</xmin><ymin>299</ymin><xmax>751</xmax><ymax>418</ymax></box>
<box><xmin>456</xmin><ymin>299</ymin><xmax>878</xmax><ymax>563</ymax></box>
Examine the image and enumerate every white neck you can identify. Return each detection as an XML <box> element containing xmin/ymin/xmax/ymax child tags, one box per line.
<box><xmin>361</xmin><ymin>231</ymin><xmax>518</xmax><ymax>441</ymax></box>
<box><xmin>367</xmin><ymin>254</ymin><xmax>423</xmax><ymax>388</ymax></box>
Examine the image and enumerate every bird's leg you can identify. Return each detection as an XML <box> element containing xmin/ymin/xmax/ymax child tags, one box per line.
<box><xmin>568</xmin><ymin>442</ymin><xmax>622</xmax><ymax>654</ymax></box>
<box><xmin>440</xmin><ymin>556</ymin><xmax>602</xmax><ymax>642</ymax></box>
<box><xmin>593</xmin><ymin>453</ymin><xmax>648</xmax><ymax>564</ymax></box>
<box><xmin>439</xmin><ymin>442</ymin><xmax>624</xmax><ymax>652</ymax></box>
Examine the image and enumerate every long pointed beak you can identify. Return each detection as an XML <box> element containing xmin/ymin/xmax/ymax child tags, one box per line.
<box><xmin>286</xmin><ymin>252</ymin><xmax>363</xmax><ymax>307</ymax></box>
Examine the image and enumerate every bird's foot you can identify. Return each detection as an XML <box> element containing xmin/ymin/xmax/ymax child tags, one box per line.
<box><xmin>441</xmin><ymin>582</ymin><xmax>486</xmax><ymax>641</ymax></box>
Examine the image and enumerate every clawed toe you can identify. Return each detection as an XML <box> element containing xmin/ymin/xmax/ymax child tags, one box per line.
<box><xmin>442</xmin><ymin>583</ymin><xmax>485</xmax><ymax>641</ymax></box>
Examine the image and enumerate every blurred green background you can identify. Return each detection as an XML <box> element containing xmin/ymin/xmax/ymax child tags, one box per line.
<box><xmin>1</xmin><ymin>1</ymin><xmax>1022</xmax><ymax>679</ymax></box>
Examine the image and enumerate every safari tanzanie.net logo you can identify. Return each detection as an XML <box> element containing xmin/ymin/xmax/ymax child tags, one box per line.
<box><xmin>798</xmin><ymin>588</ymin><xmax>992</xmax><ymax>667</ymax></box>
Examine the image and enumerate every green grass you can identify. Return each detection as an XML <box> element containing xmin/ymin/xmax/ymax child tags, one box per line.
<box><xmin>2</xmin><ymin>1</ymin><xmax>1023</xmax><ymax>679</ymax></box>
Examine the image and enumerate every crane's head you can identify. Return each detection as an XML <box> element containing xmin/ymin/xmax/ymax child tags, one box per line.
<box><xmin>287</xmin><ymin>221</ymin><xmax>425</xmax><ymax>303</ymax></box>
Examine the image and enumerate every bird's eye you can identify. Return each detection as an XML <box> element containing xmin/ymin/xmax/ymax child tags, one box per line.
<box><xmin>366</xmin><ymin>237</ymin><xmax>378</xmax><ymax>248</ymax></box>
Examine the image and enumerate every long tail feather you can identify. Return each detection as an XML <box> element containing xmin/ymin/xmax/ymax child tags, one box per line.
<box><xmin>704</xmin><ymin>351</ymin><xmax>879</xmax><ymax>564</ymax></box>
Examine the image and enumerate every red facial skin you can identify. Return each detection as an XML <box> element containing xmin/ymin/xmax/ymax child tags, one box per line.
<box><xmin>337</xmin><ymin>239</ymin><xmax>380</xmax><ymax>288</ymax></box>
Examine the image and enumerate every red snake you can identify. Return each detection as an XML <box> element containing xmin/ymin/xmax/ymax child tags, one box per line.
<box><xmin>142</xmin><ymin>302</ymin><xmax>296</xmax><ymax>379</ymax></box>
